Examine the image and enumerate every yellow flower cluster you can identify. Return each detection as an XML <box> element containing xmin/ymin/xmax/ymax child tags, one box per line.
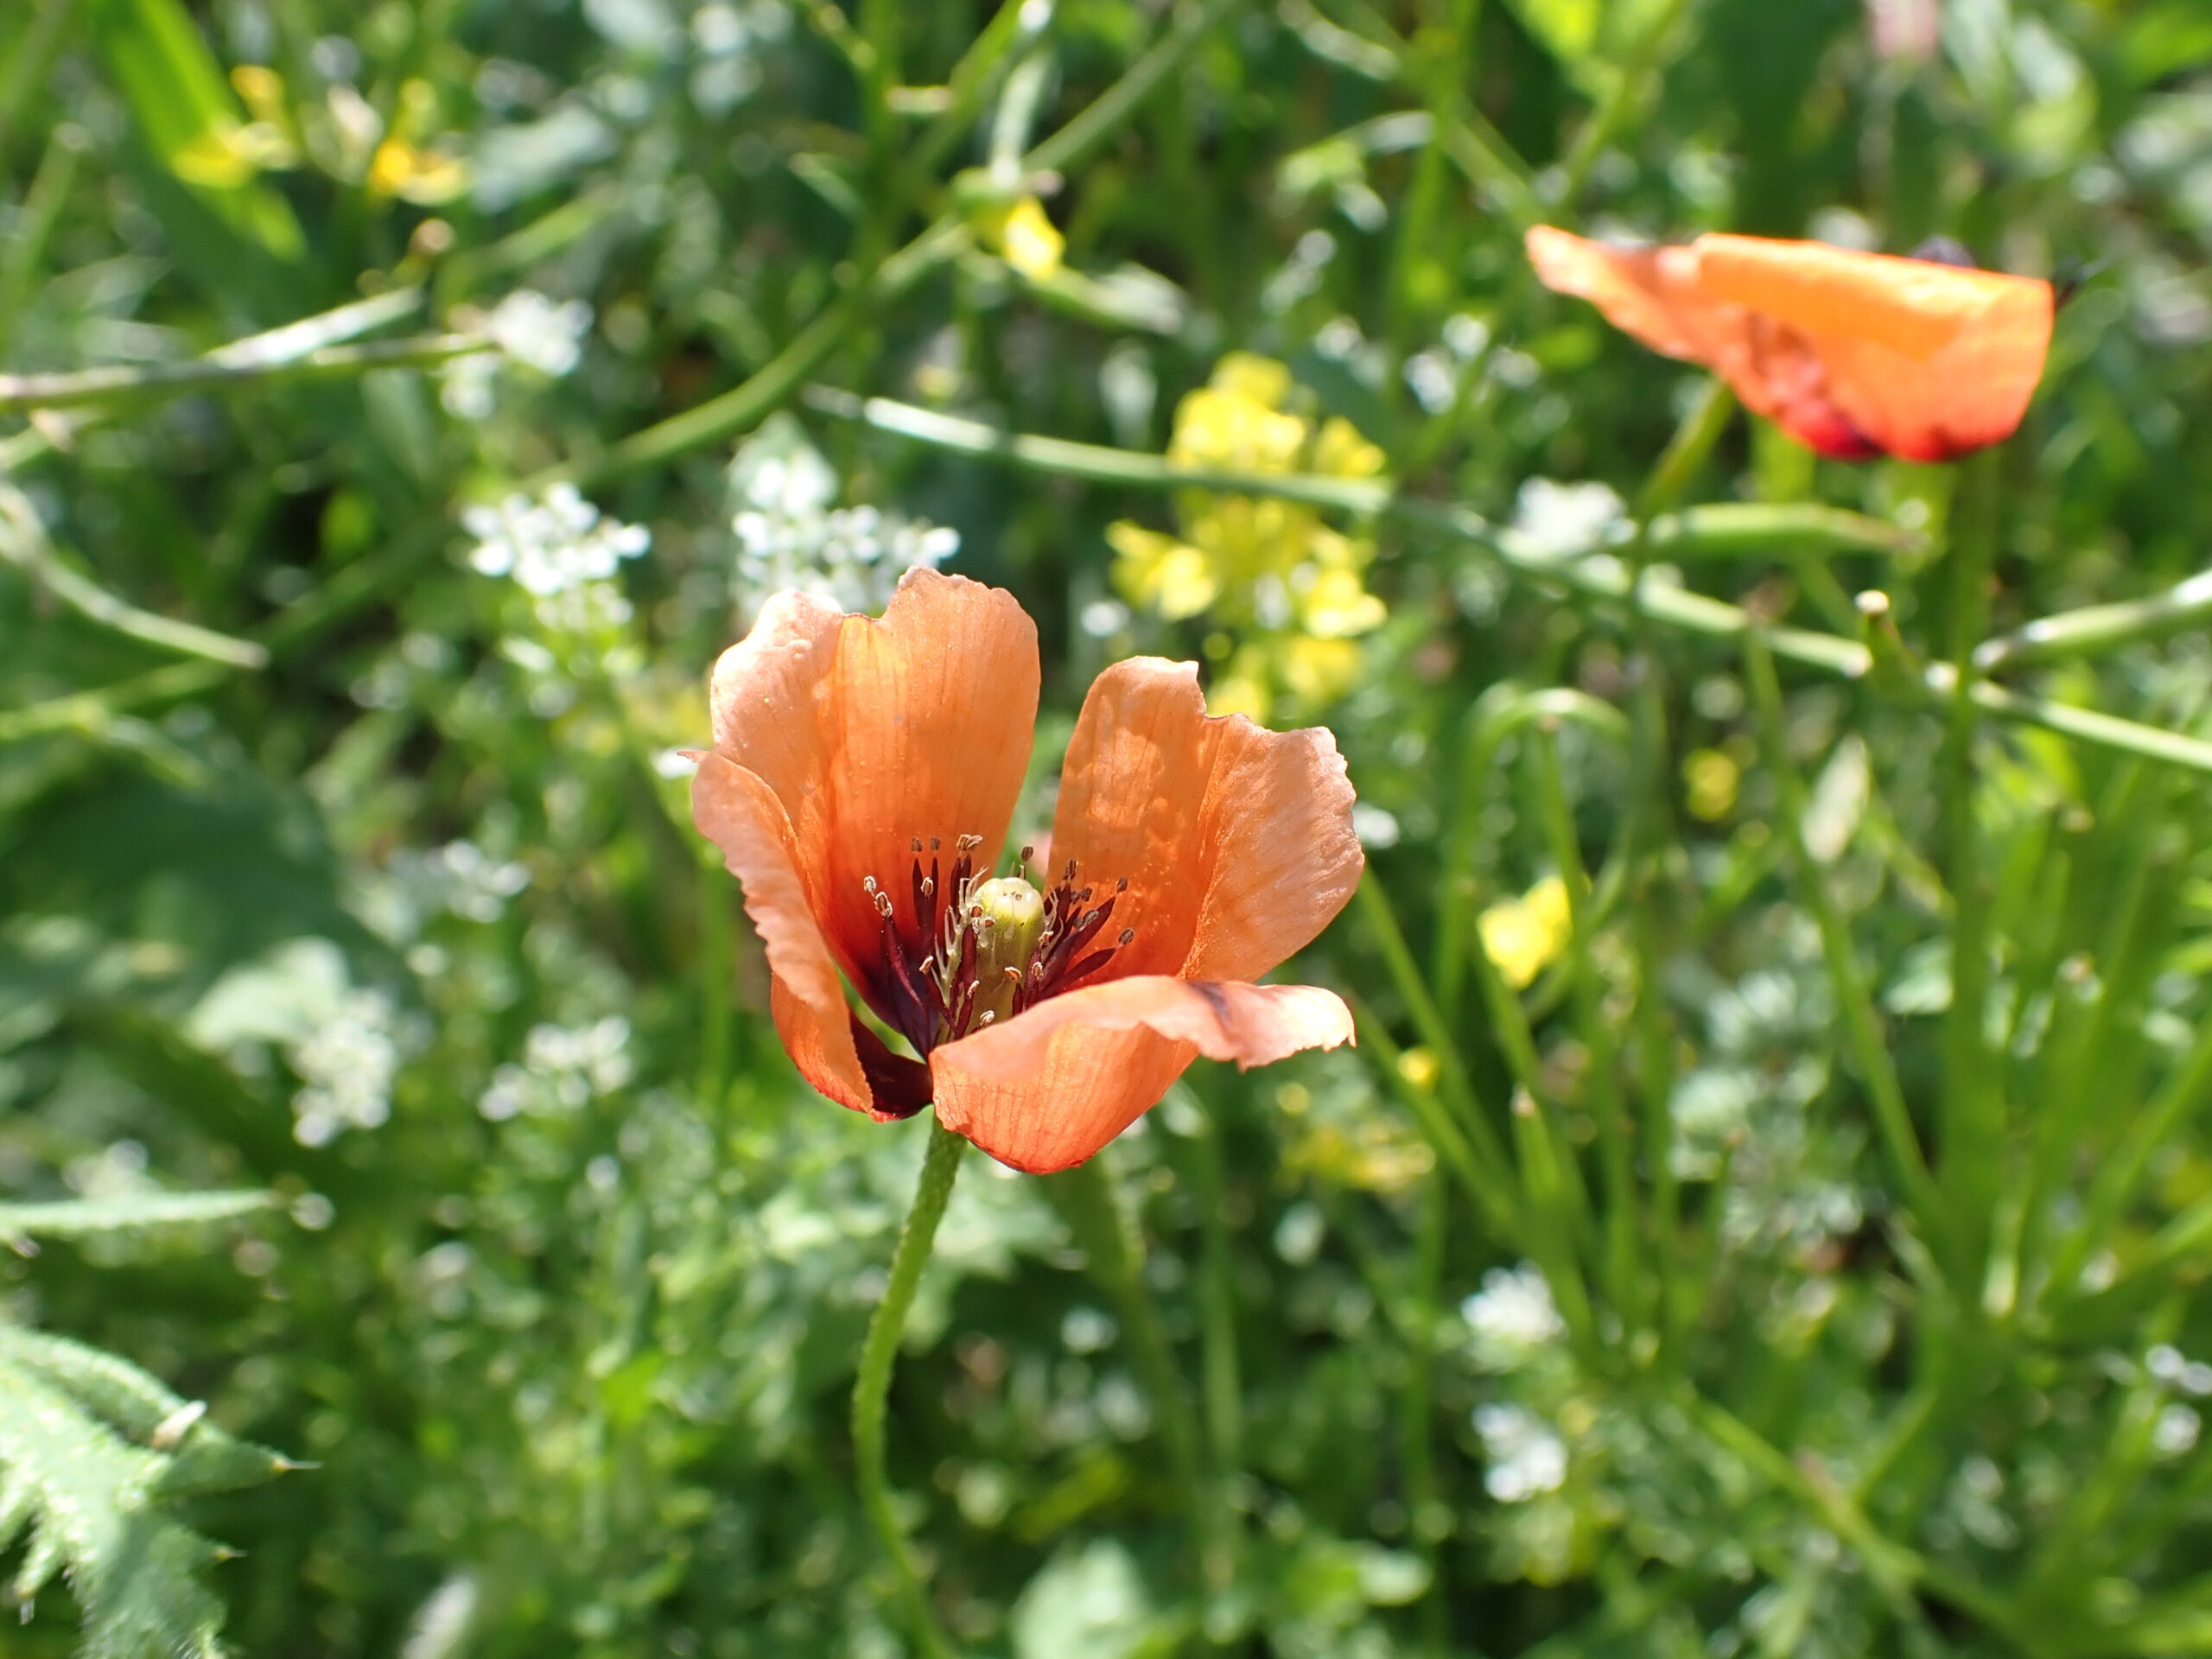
<box><xmin>174</xmin><ymin>66</ymin><xmax>466</xmax><ymax>204</ymax></box>
<box><xmin>1478</xmin><ymin>874</ymin><xmax>1573</xmax><ymax>990</ymax></box>
<box><xmin>1108</xmin><ymin>353</ymin><xmax>1387</xmax><ymax>721</ymax></box>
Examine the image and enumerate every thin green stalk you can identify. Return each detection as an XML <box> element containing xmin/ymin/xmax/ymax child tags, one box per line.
<box><xmin>1184</xmin><ymin>1086</ymin><xmax>1245</xmax><ymax>1595</ymax></box>
<box><xmin>1382</xmin><ymin>0</ymin><xmax>1475</xmax><ymax>359</ymax></box>
<box><xmin>1</xmin><ymin>289</ymin><xmax>424</xmax><ymax>472</ymax></box>
<box><xmin>1553</xmin><ymin>0</ymin><xmax>1696</xmax><ymax>210</ymax></box>
<box><xmin>0</xmin><ymin>0</ymin><xmax>76</xmax><ymax>168</ymax></box>
<box><xmin>1976</xmin><ymin>565</ymin><xmax>2212</xmax><ymax>672</ymax></box>
<box><xmin>2046</xmin><ymin>1011</ymin><xmax>2212</xmax><ymax>1306</ymax></box>
<box><xmin>1026</xmin><ymin>0</ymin><xmax>1243</xmax><ymax>177</ymax></box>
<box><xmin>1936</xmin><ymin>447</ymin><xmax>2004</xmax><ymax>1300</ymax></box>
<box><xmin>850</xmin><ymin>1121</ymin><xmax>967</xmax><ymax>1659</ymax></box>
<box><xmin>1742</xmin><ymin>632</ymin><xmax>1945</xmax><ymax>1249</ymax></box>
<box><xmin>1433</xmin><ymin>683</ymin><xmax>1629</xmax><ymax>1018</ymax></box>
<box><xmin>1529</xmin><ymin>728</ymin><xmax>1640</xmax><ymax>1339</ymax></box>
<box><xmin>1347</xmin><ymin>991</ymin><xmax>1519</xmax><ymax>1239</ymax></box>
<box><xmin>1631</xmin><ymin>376</ymin><xmax>1735</xmax><ymax>520</ymax></box>
<box><xmin>909</xmin><ymin>0</ymin><xmax>1044</xmax><ymax>181</ymax></box>
<box><xmin>1685</xmin><ymin>1390</ymin><xmax>2022</xmax><ymax>1643</ymax></box>
<box><xmin>0</xmin><ymin>334</ymin><xmax>486</xmax><ymax>415</ymax></box>
<box><xmin>1047</xmin><ymin>1154</ymin><xmax>1219</xmax><ymax>1575</ymax></box>
<box><xmin>2020</xmin><ymin>1299</ymin><xmax>2183</xmax><ymax>1605</ymax></box>
<box><xmin>1353</xmin><ymin>872</ymin><xmax>1506</xmax><ymax>1179</ymax></box>
<box><xmin>818</xmin><ymin>392</ymin><xmax>2212</xmax><ymax>781</ymax></box>
<box><xmin>1403</xmin><ymin>1173</ymin><xmax>1447</xmax><ymax>1655</ymax></box>
<box><xmin>0</xmin><ymin>120</ymin><xmax>84</xmax><ymax>345</ymax></box>
<box><xmin>0</xmin><ymin>482</ymin><xmax>265</xmax><ymax>667</ymax></box>
<box><xmin>1317</xmin><ymin>0</ymin><xmax>1539</xmax><ymax>226</ymax></box>
<box><xmin>2013</xmin><ymin>775</ymin><xmax>2163</xmax><ymax>1304</ymax></box>
<box><xmin>696</xmin><ymin>846</ymin><xmax>732</xmax><ymax>1111</ymax></box>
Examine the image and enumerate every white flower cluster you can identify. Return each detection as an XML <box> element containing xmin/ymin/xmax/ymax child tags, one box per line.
<box><xmin>1473</xmin><ymin>1402</ymin><xmax>1569</xmax><ymax>1503</ymax></box>
<box><xmin>463</xmin><ymin>485</ymin><xmax>650</xmax><ymax>632</ymax></box>
<box><xmin>291</xmin><ymin>986</ymin><xmax>414</xmax><ymax>1147</ymax></box>
<box><xmin>479</xmin><ymin>1016</ymin><xmax>634</xmax><ymax>1122</ymax></box>
<box><xmin>442</xmin><ymin>289</ymin><xmax>594</xmax><ymax>416</ymax></box>
<box><xmin>486</xmin><ymin>289</ymin><xmax>593</xmax><ymax>375</ymax></box>
<box><xmin>728</xmin><ymin>415</ymin><xmax>958</xmax><ymax>616</ymax></box>
<box><xmin>188</xmin><ymin>938</ymin><xmax>424</xmax><ymax>1149</ymax></box>
<box><xmin>363</xmin><ymin>838</ymin><xmax>533</xmax><ymax>941</ymax></box>
<box><xmin>1508</xmin><ymin>477</ymin><xmax>1627</xmax><ymax>562</ymax></box>
<box><xmin>1461</xmin><ymin>1262</ymin><xmax>1566</xmax><ymax>1371</ymax></box>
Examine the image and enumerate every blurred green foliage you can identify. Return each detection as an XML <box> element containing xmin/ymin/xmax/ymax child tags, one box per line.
<box><xmin>3</xmin><ymin>0</ymin><xmax>2212</xmax><ymax>1656</ymax></box>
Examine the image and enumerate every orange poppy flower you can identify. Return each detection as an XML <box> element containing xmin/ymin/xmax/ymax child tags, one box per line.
<box><xmin>1525</xmin><ymin>226</ymin><xmax>2055</xmax><ymax>463</ymax></box>
<box><xmin>690</xmin><ymin>568</ymin><xmax>1363</xmax><ymax>1173</ymax></box>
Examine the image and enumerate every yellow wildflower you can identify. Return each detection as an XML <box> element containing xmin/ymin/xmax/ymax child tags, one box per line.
<box><xmin>368</xmin><ymin>139</ymin><xmax>467</xmax><ymax>204</ymax></box>
<box><xmin>1297</xmin><ymin>560</ymin><xmax>1387</xmax><ymax>639</ymax></box>
<box><xmin>1396</xmin><ymin>1047</ymin><xmax>1440</xmax><ymax>1090</ymax></box>
<box><xmin>1310</xmin><ymin>415</ymin><xmax>1387</xmax><ymax>479</ymax></box>
<box><xmin>1105</xmin><ymin>524</ymin><xmax>1219</xmax><ymax>620</ymax></box>
<box><xmin>1479</xmin><ymin>874</ymin><xmax>1574</xmax><ymax>990</ymax></box>
<box><xmin>980</xmin><ymin>195</ymin><xmax>1064</xmax><ymax>282</ymax></box>
<box><xmin>1683</xmin><ymin>747</ymin><xmax>1740</xmax><ymax>822</ymax></box>
<box><xmin>1206</xmin><ymin>351</ymin><xmax>1295</xmax><ymax>410</ymax></box>
<box><xmin>366</xmin><ymin>80</ymin><xmax>467</xmax><ymax>204</ymax></box>
<box><xmin>1277</xmin><ymin>636</ymin><xmax>1363</xmax><ymax>707</ymax></box>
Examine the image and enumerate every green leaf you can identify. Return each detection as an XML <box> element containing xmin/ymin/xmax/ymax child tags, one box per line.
<box><xmin>0</xmin><ymin>1189</ymin><xmax>275</xmax><ymax>1239</ymax></box>
<box><xmin>0</xmin><ymin>1361</ymin><xmax>225</xmax><ymax>1659</ymax></box>
<box><xmin>0</xmin><ymin>1326</ymin><xmax>292</xmax><ymax>1497</ymax></box>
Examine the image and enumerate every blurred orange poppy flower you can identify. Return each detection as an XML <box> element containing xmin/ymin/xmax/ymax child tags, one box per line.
<box><xmin>1526</xmin><ymin>226</ymin><xmax>2055</xmax><ymax>463</ymax></box>
<box><xmin>691</xmin><ymin>568</ymin><xmax>1363</xmax><ymax>1173</ymax></box>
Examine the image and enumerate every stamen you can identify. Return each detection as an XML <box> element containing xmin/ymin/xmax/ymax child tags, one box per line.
<box><xmin>870</xmin><ymin>833</ymin><xmax>1143</xmax><ymax>1053</ymax></box>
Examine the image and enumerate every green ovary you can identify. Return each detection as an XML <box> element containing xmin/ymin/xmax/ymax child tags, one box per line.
<box><xmin>969</xmin><ymin>875</ymin><xmax>1046</xmax><ymax>1025</ymax></box>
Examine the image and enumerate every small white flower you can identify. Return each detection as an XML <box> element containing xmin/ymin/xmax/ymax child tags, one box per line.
<box><xmin>1403</xmin><ymin>349</ymin><xmax>1459</xmax><ymax>415</ymax></box>
<box><xmin>478</xmin><ymin>1016</ymin><xmax>633</xmax><ymax>1121</ymax></box>
<box><xmin>485</xmin><ymin>289</ymin><xmax>594</xmax><ymax>377</ymax></box>
<box><xmin>2155</xmin><ymin>1404</ymin><xmax>2202</xmax><ymax>1459</ymax></box>
<box><xmin>461</xmin><ymin>486</ymin><xmax>650</xmax><ymax>626</ymax></box>
<box><xmin>291</xmin><ymin>988</ymin><xmax>415</xmax><ymax>1147</ymax></box>
<box><xmin>727</xmin><ymin>416</ymin><xmax>958</xmax><ymax>615</ymax></box>
<box><xmin>1461</xmin><ymin>1262</ymin><xmax>1565</xmax><ymax>1370</ymax></box>
<box><xmin>1473</xmin><ymin>1402</ymin><xmax>1568</xmax><ymax>1502</ymax></box>
<box><xmin>1509</xmin><ymin>477</ymin><xmax>1625</xmax><ymax>561</ymax></box>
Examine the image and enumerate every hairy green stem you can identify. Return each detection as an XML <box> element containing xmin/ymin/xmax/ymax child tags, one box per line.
<box><xmin>849</xmin><ymin>1121</ymin><xmax>967</xmax><ymax>1659</ymax></box>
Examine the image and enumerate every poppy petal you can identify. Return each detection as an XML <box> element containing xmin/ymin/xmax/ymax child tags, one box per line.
<box><xmin>1526</xmin><ymin>225</ymin><xmax>1876</xmax><ymax>459</ymax></box>
<box><xmin>708</xmin><ymin>568</ymin><xmax>1040</xmax><ymax>1007</ymax></box>
<box><xmin>695</xmin><ymin>753</ymin><xmax>887</xmax><ymax>1116</ymax></box>
<box><xmin>1050</xmin><ymin>658</ymin><xmax>1363</xmax><ymax>983</ymax></box>
<box><xmin>1527</xmin><ymin>225</ymin><xmax>2053</xmax><ymax>463</ymax></box>
<box><xmin>931</xmin><ymin>976</ymin><xmax>1356</xmax><ymax>1172</ymax></box>
<box><xmin>1693</xmin><ymin>233</ymin><xmax>2054</xmax><ymax>461</ymax></box>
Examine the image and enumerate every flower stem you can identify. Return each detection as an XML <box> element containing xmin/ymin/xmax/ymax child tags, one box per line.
<box><xmin>1046</xmin><ymin>1155</ymin><xmax>1224</xmax><ymax>1585</ymax></box>
<box><xmin>850</xmin><ymin>1120</ymin><xmax>967</xmax><ymax>1659</ymax></box>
